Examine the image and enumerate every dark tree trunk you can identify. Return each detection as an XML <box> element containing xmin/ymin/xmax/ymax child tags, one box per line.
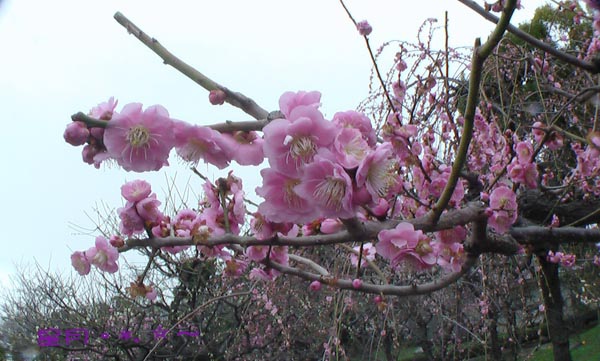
<box><xmin>536</xmin><ymin>254</ymin><xmax>572</xmax><ymax>361</ymax></box>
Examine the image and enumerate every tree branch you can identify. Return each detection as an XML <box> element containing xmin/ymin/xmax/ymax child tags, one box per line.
<box><xmin>113</xmin><ymin>11</ymin><xmax>270</xmax><ymax>120</ymax></box>
<box><xmin>457</xmin><ymin>0</ymin><xmax>600</xmax><ymax>73</ymax></box>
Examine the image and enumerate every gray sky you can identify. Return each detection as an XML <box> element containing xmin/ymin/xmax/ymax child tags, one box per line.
<box><xmin>0</xmin><ymin>0</ymin><xmax>545</xmax><ymax>287</ymax></box>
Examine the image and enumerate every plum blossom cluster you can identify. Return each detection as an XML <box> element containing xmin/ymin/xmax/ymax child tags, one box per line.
<box><xmin>546</xmin><ymin>250</ymin><xmax>577</xmax><ymax>268</ymax></box>
<box><xmin>67</xmin><ymin>90</ymin><xmax>533</xmax><ymax>287</ymax></box>
<box><xmin>64</xmin><ymin>99</ymin><xmax>263</xmax><ymax>172</ymax></box>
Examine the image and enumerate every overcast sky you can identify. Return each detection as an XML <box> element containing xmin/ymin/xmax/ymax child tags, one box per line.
<box><xmin>0</xmin><ymin>0</ymin><xmax>545</xmax><ymax>287</ymax></box>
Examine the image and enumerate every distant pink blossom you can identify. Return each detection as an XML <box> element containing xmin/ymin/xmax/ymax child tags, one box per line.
<box><xmin>352</xmin><ymin>279</ymin><xmax>362</xmax><ymax>289</ymax></box>
<box><xmin>350</xmin><ymin>242</ymin><xmax>376</xmax><ymax>268</ymax></box>
<box><xmin>121</xmin><ymin>179</ymin><xmax>152</xmax><ymax>202</ymax></box>
<box><xmin>507</xmin><ymin>161</ymin><xmax>538</xmax><ymax>189</ymax></box>
<box><xmin>560</xmin><ymin>253</ymin><xmax>576</xmax><ymax>268</ymax></box>
<box><xmin>145</xmin><ymin>287</ymin><xmax>158</xmax><ymax>302</ymax></box>
<box><xmin>104</xmin><ymin>103</ymin><xmax>175</xmax><ymax>172</ymax></box>
<box><xmin>488</xmin><ymin>186</ymin><xmax>517</xmax><ymax>233</ymax></box>
<box><xmin>356</xmin><ymin>20</ymin><xmax>372</xmax><ymax>36</ymax></box>
<box><xmin>86</xmin><ymin>236</ymin><xmax>119</xmax><ymax>273</ymax></box>
<box><xmin>246</xmin><ymin>245</ymin><xmax>269</xmax><ymax>262</ymax></box>
<box><xmin>71</xmin><ymin>251</ymin><xmax>91</xmax><ymax>276</ymax></box>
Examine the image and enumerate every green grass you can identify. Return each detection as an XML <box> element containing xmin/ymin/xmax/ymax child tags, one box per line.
<box><xmin>523</xmin><ymin>323</ymin><xmax>600</xmax><ymax>361</ymax></box>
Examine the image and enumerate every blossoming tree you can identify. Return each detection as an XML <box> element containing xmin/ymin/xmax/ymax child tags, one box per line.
<box><xmin>62</xmin><ymin>0</ymin><xmax>600</xmax><ymax>360</ymax></box>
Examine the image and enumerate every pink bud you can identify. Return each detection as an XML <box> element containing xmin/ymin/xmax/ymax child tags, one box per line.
<box><xmin>309</xmin><ymin>280</ymin><xmax>322</xmax><ymax>292</ymax></box>
<box><xmin>64</xmin><ymin>121</ymin><xmax>89</xmax><ymax>146</ymax></box>
<box><xmin>356</xmin><ymin>20</ymin><xmax>372</xmax><ymax>36</ymax></box>
<box><xmin>109</xmin><ymin>235</ymin><xmax>125</xmax><ymax>248</ymax></box>
<box><xmin>352</xmin><ymin>279</ymin><xmax>362</xmax><ymax>289</ymax></box>
<box><xmin>209</xmin><ymin>90</ymin><xmax>226</xmax><ymax>105</ymax></box>
<box><xmin>374</xmin><ymin>295</ymin><xmax>383</xmax><ymax>304</ymax></box>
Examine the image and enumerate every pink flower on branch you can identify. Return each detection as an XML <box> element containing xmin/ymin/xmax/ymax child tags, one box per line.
<box><xmin>488</xmin><ymin>186</ymin><xmax>518</xmax><ymax>233</ymax></box>
<box><xmin>263</xmin><ymin>108</ymin><xmax>336</xmax><ymax>176</ymax></box>
<box><xmin>376</xmin><ymin>222</ymin><xmax>436</xmax><ymax>270</ymax></box>
<box><xmin>104</xmin><ymin>103</ymin><xmax>175</xmax><ymax>172</ymax></box>
<box><xmin>71</xmin><ymin>251</ymin><xmax>91</xmax><ymax>276</ymax></box>
<box><xmin>173</xmin><ymin>122</ymin><xmax>230</xmax><ymax>169</ymax></box>
<box><xmin>295</xmin><ymin>157</ymin><xmax>355</xmax><ymax>220</ymax></box>
<box><xmin>278</xmin><ymin>90</ymin><xmax>321</xmax><ymax>119</ymax></box>
<box><xmin>356</xmin><ymin>20</ymin><xmax>372</xmax><ymax>36</ymax></box>
<box><xmin>86</xmin><ymin>236</ymin><xmax>119</xmax><ymax>273</ymax></box>
<box><xmin>256</xmin><ymin>168</ymin><xmax>316</xmax><ymax>223</ymax></box>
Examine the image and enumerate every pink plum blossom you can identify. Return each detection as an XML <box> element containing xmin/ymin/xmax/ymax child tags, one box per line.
<box><xmin>507</xmin><ymin>161</ymin><xmax>538</xmax><ymax>189</ymax></box>
<box><xmin>215</xmin><ymin>131</ymin><xmax>264</xmax><ymax>166</ymax></box>
<box><xmin>104</xmin><ymin>103</ymin><xmax>175</xmax><ymax>172</ymax></box>
<box><xmin>71</xmin><ymin>251</ymin><xmax>91</xmax><ymax>276</ymax></box>
<box><xmin>118</xmin><ymin>202</ymin><xmax>145</xmax><ymax>236</ymax></box>
<box><xmin>256</xmin><ymin>168</ymin><xmax>316</xmax><ymax>223</ymax></box>
<box><xmin>320</xmin><ymin>218</ymin><xmax>343</xmax><ymax>234</ymax></box>
<box><xmin>356</xmin><ymin>143</ymin><xmax>399</xmax><ymax>201</ymax></box>
<box><xmin>332</xmin><ymin>111</ymin><xmax>377</xmax><ymax>147</ymax></box>
<box><xmin>121</xmin><ymin>179</ymin><xmax>152</xmax><ymax>202</ymax></box>
<box><xmin>135</xmin><ymin>194</ymin><xmax>163</xmax><ymax>223</ymax></box>
<box><xmin>560</xmin><ymin>254</ymin><xmax>576</xmax><ymax>268</ymax></box>
<box><xmin>295</xmin><ymin>157</ymin><xmax>355</xmax><ymax>219</ymax></box>
<box><xmin>249</xmin><ymin>267</ymin><xmax>277</xmax><ymax>281</ymax></box>
<box><xmin>488</xmin><ymin>186</ymin><xmax>518</xmax><ymax>233</ymax></box>
<box><xmin>333</xmin><ymin>128</ymin><xmax>369</xmax><ymax>169</ymax></box>
<box><xmin>89</xmin><ymin>96</ymin><xmax>118</xmax><ymax>120</ymax></box>
<box><xmin>352</xmin><ymin>279</ymin><xmax>362</xmax><ymax>289</ymax></box>
<box><xmin>246</xmin><ymin>245</ymin><xmax>269</xmax><ymax>262</ymax></box>
<box><xmin>437</xmin><ymin>242</ymin><xmax>465</xmax><ymax>272</ymax></box>
<box><xmin>262</xmin><ymin>108</ymin><xmax>337</xmax><ymax>176</ymax></box>
<box><xmin>86</xmin><ymin>236</ymin><xmax>119</xmax><ymax>273</ymax></box>
<box><xmin>278</xmin><ymin>91</ymin><xmax>321</xmax><ymax>119</ymax></box>
<box><xmin>350</xmin><ymin>242</ymin><xmax>376</xmax><ymax>268</ymax></box>
<box><xmin>173</xmin><ymin>122</ymin><xmax>230</xmax><ymax>169</ymax></box>
<box><xmin>376</xmin><ymin>222</ymin><xmax>436</xmax><ymax>270</ymax></box>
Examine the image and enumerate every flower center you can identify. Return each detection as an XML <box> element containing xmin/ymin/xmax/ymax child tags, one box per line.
<box><xmin>284</xmin><ymin>179</ymin><xmax>302</xmax><ymax>207</ymax></box>
<box><xmin>415</xmin><ymin>239</ymin><xmax>432</xmax><ymax>256</ymax></box>
<box><xmin>289</xmin><ymin>136</ymin><xmax>316</xmax><ymax>164</ymax></box>
<box><xmin>314</xmin><ymin>177</ymin><xmax>346</xmax><ymax>210</ymax></box>
<box><xmin>368</xmin><ymin>159</ymin><xmax>398</xmax><ymax>197</ymax></box>
<box><xmin>127</xmin><ymin>125</ymin><xmax>151</xmax><ymax>148</ymax></box>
